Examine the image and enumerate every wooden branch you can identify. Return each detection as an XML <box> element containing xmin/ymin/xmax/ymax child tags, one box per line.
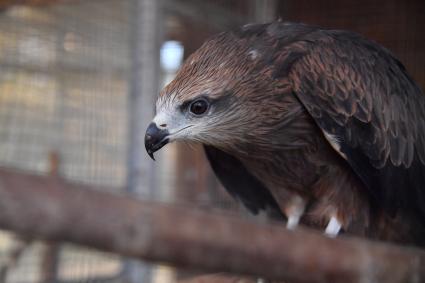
<box><xmin>0</xmin><ymin>168</ymin><xmax>423</xmax><ymax>283</ymax></box>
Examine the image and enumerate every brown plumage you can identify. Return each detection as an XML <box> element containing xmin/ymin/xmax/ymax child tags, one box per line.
<box><xmin>145</xmin><ymin>22</ymin><xmax>425</xmax><ymax>247</ymax></box>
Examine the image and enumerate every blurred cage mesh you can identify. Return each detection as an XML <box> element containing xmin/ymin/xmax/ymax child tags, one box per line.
<box><xmin>0</xmin><ymin>0</ymin><xmax>424</xmax><ymax>282</ymax></box>
<box><xmin>0</xmin><ymin>1</ymin><xmax>129</xmax><ymax>187</ymax></box>
<box><xmin>0</xmin><ymin>0</ymin><xmax>256</xmax><ymax>282</ymax></box>
<box><xmin>0</xmin><ymin>1</ymin><xmax>133</xmax><ymax>282</ymax></box>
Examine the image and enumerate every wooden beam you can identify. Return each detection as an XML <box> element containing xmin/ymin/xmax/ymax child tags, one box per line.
<box><xmin>0</xmin><ymin>168</ymin><xmax>423</xmax><ymax>283</ymax></box>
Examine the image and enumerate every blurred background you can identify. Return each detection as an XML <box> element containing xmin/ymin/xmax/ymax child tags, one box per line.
<box><xmin>0</xmin><ymin>0</ymin><xmax>423</xmax><ymax>282</ymax></box>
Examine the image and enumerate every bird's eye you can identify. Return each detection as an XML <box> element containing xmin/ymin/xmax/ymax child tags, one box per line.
<box><xmin>189</xmin><ymin>99</ymin><xmax>209</xmax><ymax>116</ymax></box>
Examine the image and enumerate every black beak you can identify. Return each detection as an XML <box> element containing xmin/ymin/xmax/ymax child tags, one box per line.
<box><xmin>144</xmin><ymin>122</ymin><xmax>170</xmax><ymax>161</ymax></box>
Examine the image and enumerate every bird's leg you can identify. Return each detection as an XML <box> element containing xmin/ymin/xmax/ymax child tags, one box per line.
<box><xmin>285</xmin><ymin>196</ymin><xmax>306</xmax><ymax>230</ymax></box>
<box><xmin>325</xmin><ymin>215</ymin><xmax>342</xmax><ymax>237</ymax></box>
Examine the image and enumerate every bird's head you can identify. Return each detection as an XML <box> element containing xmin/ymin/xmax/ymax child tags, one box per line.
<box><xmin>145</xmin><ymin>24</ymin><xmax>300</xmax><ymax>160</ymax></box>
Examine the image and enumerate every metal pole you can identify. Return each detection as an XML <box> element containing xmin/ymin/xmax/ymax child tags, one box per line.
<box><xmin>127</xmin><ymin>0</ymin><xmax>160</xmax><ymax>196</ymax></box>
<box><xmin>38</xmin><ymin>16</ymin><xmax>70</xmax><ymax>283</ymax></box>
<box><xmin>253</xmin><ymin>0</ymin><xmax>277</xmax><ymax>23</ymax></box>
<box><xmin>125</xmin><ymin>0</ymin><xmax>162</xmax><ymax>281</ymax></box>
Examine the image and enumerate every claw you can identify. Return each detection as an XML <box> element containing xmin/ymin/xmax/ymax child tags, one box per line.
<box><xmin>325</xmin><ymin>216</ymin><xmax>342</xmax><ymax>237</ymax></box>
<box><xmin>286</xmin><ymin>214</ymin><xmax>301</xmax><ymax>230</ymax></box>
<box><xmin>285</xmin><ymin>196</ymin><xmax>306</xmax><ymax>230</ymax></box>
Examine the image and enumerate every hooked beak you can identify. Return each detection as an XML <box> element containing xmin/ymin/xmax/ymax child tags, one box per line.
<box><xmin>144</xmin><ymin>122</ymin><xmax>170</xmax><ymax>161</ymax></box>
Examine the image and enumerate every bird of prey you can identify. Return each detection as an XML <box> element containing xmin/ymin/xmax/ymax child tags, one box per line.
<box><xmin>145</xmin><ymin>22</ymin><xmax>425</xmax><ymax>247</ymax></box>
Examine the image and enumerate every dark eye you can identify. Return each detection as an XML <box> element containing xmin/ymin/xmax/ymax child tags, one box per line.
<box><xmin>189</xmin><ymin>99</ymin><xmax>209</xmax><ymax>116</ymax></box>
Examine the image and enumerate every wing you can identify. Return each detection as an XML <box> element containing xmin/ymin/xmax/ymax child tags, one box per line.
<box><xmin>204</xmin><ymin>145</ymin><xmax>284</xmax><ymax>220</ymax></box>
<box><xmin>289</xmin><ymin>30</ymin><xmax>425</xmax><ymax>219</ymax></box>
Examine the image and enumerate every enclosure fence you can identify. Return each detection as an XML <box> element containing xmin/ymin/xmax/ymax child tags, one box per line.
<box><xmin>1</xmin><ymin>0</ymin><xmax>424</xmax><ymax>282</ymax></box>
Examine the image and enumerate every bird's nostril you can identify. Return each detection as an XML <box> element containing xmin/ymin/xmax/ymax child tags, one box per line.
<box><xmin>160</xmin><ymin>124</ymin><xmax>167</xmax><ymax>128</ymax></box>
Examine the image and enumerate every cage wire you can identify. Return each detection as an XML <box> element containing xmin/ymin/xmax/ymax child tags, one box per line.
<box><xmin>0</xmin><ymin>1</ymin><xmax>131</xmax><ymax>282</ymax></box>
<box><xmin>1</xmin><ymin>0</ymin><xmax>423</xmax><ymax>282</ymax></box>
<box><xmin>0</xmin><ymin>0</ymin><xmax>258</xmax><ymax>282</ymax></box>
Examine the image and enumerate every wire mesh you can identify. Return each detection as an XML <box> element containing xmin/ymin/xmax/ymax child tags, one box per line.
<box><xmin>0</xmin><ymin>0</ymin><xmax>254</xmax><ymax>282</ymax></box>
<box><xmin>2</xmin><ymin>0</ymin><xmax>422</xmax><ymax>282</ymax></box>
<box><xmin>0</xmin><ymin>1</ymin><xmax>131</xmax><ymax>282</ymax></box>
<box><xmin>0</xmin><ymin>1</ymin><xmax>130</xmax><ymax>188</ymax></box>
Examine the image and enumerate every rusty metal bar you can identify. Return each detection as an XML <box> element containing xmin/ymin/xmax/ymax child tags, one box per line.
<box><xmin>0</xmin><ymin>168</ymin><xmax>424</xmax><ymax>283</ymax></box>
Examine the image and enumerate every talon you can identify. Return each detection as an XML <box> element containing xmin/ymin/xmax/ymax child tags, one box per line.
<box><xmin>285</xmin><ymin>196</ymin><xmax>306</xmax><ymax>230</ymax></box>
<box><xmin>286</xmin><ymin>215</ymin><xmax>300</xmax><ymax>230</ymax></box>
<box><xmin>325</xmin><ymin>216</ymin><xmax>342</xmax><ymax>237</ymax></box>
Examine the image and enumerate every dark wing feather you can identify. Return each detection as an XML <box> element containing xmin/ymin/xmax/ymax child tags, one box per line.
<box><xmin>289</xmin><ymin>30</ymin><xmax>425</xmax><ymax>219</ymax></box>
<box><xmin>204</xmin><ymin>145</ymin><xmax>284</xmax><ymax>220</ymax></box>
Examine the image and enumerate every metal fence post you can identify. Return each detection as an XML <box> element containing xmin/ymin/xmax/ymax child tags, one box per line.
<box><xmin>253</xmin><ymin>0</ymin><xmax>277</xmax><ymax>23</ymax></box>
<box><xmin>124</xmin><ymin>0</ymin><xmax>162</xmax><ymax>282</ymax></box>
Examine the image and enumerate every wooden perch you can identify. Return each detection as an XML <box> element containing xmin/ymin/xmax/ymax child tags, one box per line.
<box><xmin>0</xmin><ymin>168</ymin><xmax>423</xmax><ymax>283</ymax></box>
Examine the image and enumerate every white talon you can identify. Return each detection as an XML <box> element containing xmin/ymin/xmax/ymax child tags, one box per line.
<box><xmin>286</xmin><ymin>214</ymin><xmax>301</xmax><ymax>230</ymax></box>
<box><xmin>285</xmin><ymin>196</ymin><xmax>306</xmax><ymax>230</ymax></box>
<box><xmin>325</xmin><ymin>216</ymin><xmax>342</xmax><ymax>237</ymax></box>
